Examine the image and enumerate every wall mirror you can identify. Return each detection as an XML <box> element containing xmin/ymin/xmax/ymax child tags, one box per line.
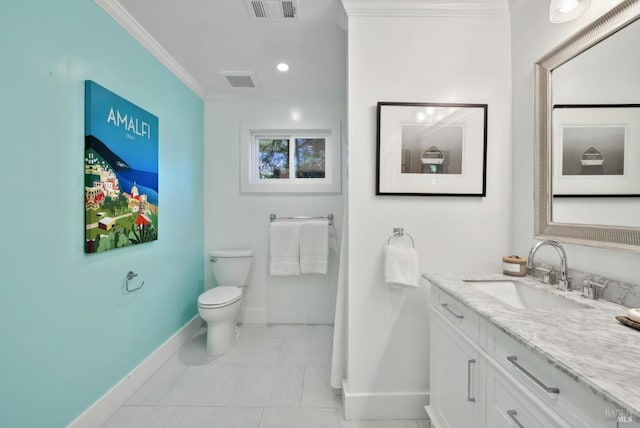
<box><xmin>534</xmin><ymin>0</ymin><xmax>640</xmax><ymax>252</ymax></box>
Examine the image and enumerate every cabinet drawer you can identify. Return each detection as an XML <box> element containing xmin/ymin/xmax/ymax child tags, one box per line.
<box><xmin>432</xmin><ymin>286</ymin><xmax>480</xmax><ymax>342</ymax></box>
<box><xmin>487</xmin><ymin>323</ymin><xmax>634</xmax><ymax>428</ymax></box>
<box><xmin>487</xmin><ymin>362</ymin><xmax>568</xmax><ymax>428</ymax></box>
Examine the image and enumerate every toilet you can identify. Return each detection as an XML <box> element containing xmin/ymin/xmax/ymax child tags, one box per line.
<box><xmin>198</xmin><ymin>249</ymin><xmax>253</xmax><ymax>356</ymax></box>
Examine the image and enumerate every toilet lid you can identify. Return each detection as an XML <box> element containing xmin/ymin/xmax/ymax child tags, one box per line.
<box><xmin>198</xmin><ymin>286</ymin><xmax>242</xmax><ymax>308</ymax></box>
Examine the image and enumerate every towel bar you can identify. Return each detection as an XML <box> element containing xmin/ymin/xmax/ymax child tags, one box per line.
<box><xmin>270</xmin><ymin>213</ymin><xmax>334</xmax><ymax>226</ymax></box>
<box><xmin>387</xmin><ymin>227</ymin><xmax>415</xmax><ymax>248</ymax></box>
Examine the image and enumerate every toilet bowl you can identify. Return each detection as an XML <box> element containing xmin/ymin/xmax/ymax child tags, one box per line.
<box><xmin>198</xmin><ymin>249</ymin><xmax>253</xmax><ymax>355</ymax></box>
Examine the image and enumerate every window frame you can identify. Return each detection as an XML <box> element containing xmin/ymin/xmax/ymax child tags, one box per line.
<box><xmin>240</xmin><ymin>121</ymin><xmax>341</xmax><ymax>193</ymax></box>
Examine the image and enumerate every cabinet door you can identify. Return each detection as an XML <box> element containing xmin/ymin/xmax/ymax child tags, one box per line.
<box><xmin>429</xmin><ymin>309</ymin><xmax>480</xmax><ymax>428</ymax></box>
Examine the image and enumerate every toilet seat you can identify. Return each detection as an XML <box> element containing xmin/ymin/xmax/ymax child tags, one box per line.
<box><xmin>198</xmin><ymin>286</ymin><xmax>242</xmax><ymax>309</ymax></box>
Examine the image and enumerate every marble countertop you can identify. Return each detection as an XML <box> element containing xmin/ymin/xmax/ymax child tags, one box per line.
<box><xmin>423</xmin><ymin>272</ymin><xmax>640</xmax><ymax>417</ymax></box>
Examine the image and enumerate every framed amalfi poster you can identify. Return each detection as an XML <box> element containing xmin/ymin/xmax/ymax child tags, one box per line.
<box><xmin>84</xmin><ymin>81</ymin><xmax>158</xmax><ymax>253</ymax></box>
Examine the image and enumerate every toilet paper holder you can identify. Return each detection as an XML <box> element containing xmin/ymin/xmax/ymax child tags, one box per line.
<box><xmin>125</xmin><ymin>271</ymin><xmax>144</xmax><ymax>292</ymax></box>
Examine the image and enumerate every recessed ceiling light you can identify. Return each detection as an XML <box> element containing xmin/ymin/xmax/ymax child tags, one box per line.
<box><xmin>549</xmin><ymin>0</ymin><xmax>590</xmax><ymax>23</ymax></box>
<box><xmin>277</xmin><ymin>63</ymin><xmax>290</xmax><ymax>72</ymax></box>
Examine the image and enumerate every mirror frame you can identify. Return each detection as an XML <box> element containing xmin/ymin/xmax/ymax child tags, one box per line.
<box><xmin>534</xmin><ymin>0</ymin><xmax>640</xmax><ymax>253</ymax></box>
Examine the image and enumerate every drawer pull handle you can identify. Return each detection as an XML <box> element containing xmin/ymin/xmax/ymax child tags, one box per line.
<box><xmin>467</xmin><ymin>358</ymin><xmax>476</xmax><ymax>403</ymax></box>
<box><xmin>507</xmin><ymin>410</ymin><xmax>524</xmax><ymax>428</ymax></box>
<box><xmin>507</xmin><ymin>356</ymin><xmax>560</xmax><ymax>394</ymax></box>
<box><xmin>441</xmin><ymin>303</ymin><xmax>464</xmax><ymax>319</ymax></box>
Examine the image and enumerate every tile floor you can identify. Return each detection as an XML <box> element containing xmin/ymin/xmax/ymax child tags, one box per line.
<box><xmin>103</xmin><ymin>324</ymin><xmax>430</xmax><ymax>428</ymax></box>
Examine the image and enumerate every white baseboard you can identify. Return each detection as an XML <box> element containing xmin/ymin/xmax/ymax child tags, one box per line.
<box><xmin>68</xmin><ymin>316</ymin><xmax>201</xmax><ymax>428</ymax></box>
<box><xmin>240</xmin><ymin>307</ymin><xmax>267</xmax><ymax>324</ymax></box>
<box><xmin>306</xmin><ymin>309</ymin><xmax>336</xmax><ymax>324</ymax></box>
<box><xmin>342</xmin><ymin>380</ymin><xmax>430</xmax><ymax>420</ymax></box>
<box><xmin>424</xmin><ymin>405</ymin><xmax>439</xmax><ymax>428</ymax></box>
<box><xmin>239</xmin><ymin>307</ymin><xmax>335</xmax><ymax>325</ymax></box>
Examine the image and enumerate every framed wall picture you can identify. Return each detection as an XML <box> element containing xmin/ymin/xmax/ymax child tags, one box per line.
<box><xmin>84</xmin><ymin>81</ymin><xmax>159</xmax><ymax>253</ymax></box>
<box><xmin>552</xmin><ymin>105</ymin><xmax>640</xmax><ymax>197</ymax></box>
<box><xmin>376</xmin><ymin>102</ymin><xmax>487</xmax><ymax>196</ymax></box>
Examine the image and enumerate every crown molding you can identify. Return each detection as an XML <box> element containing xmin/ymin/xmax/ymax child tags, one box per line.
<box><xmin>341</xmin><ymin>0</ymin><xmax>510</xmax><ymax>17</ymax></box>
<box><xmin>94</xmin><ymin>0</ymin><xmax>207</xmax><ymax>100</ymax></box>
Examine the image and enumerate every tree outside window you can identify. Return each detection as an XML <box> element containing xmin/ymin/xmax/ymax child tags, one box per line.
<box><xmin>258</xmin><ymin>138</ymin><xmax>290</xmax><ymax>179</ymax></box>
<box><xmin>258</xmin><ymin>136</ymin><xmax>326</xmax><ymax>180</ymax></box>
<box><xmin>295</xmin><ymin>138</ymin><xmax>326</xmax><ymax>178</ymax></box>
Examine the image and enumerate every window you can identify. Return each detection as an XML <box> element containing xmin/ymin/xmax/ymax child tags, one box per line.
<box><xmin>240</xmin><ymin>121</ymin><xmax>341</xmax><ymax>193</ymax></box>
<box><xmin>294</xmin><ymin>138</ymin><xmax>326</xmax><ymax>178</ymax></box>
<box><xmin>257</xmin><ymin>136</ymin><xmax>327</xmax><ymax>180</ymax></box>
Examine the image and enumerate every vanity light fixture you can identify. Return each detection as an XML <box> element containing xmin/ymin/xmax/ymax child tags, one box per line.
<box><xmin>276</xmin><ymin>62</ymin><xmax>290</xmax><ymax>72</ymax></box>
<box><xmin>549</xmin><ymin>0</ymin><xmax>591</xmax><ymax>23</ymax></box>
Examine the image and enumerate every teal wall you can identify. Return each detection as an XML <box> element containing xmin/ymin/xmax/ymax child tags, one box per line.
<box><xmin>0</xmin><ymin>1</ymin><xmax>204</xmax><ymax>426</ymax></box>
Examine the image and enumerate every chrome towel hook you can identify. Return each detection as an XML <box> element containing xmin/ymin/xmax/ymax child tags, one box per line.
<box><xmin>125</xmin><ymin>271</ymin><xmax>144</xmax><ymax>292</ymax></box>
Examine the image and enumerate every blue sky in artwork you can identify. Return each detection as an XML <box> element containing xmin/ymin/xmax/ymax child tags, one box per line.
<box><xmin>85</xmin><ymin>80</ymin><xmax>158</xmax><ymax>173</ymax></box>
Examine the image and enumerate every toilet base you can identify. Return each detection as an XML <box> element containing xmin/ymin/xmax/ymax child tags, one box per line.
<box><xmin>205</xmin><ymin>320</ymin><xmax>239</xmax><ymax>356</ymax></box>
<box><xmin>197</xmin><ymin>287</ymin><xmax>243</xmax><ymax>356</ymax></box>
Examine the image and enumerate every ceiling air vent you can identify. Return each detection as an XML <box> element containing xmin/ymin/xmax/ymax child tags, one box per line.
<box><xmin>219</xmin><ymin>71</ymin><xmax>260</xmax><ymax>89</ymax></box>
<box><xmin>247</xmin><ymin>0</ymin><xmax>298</xmax><ymax>21</ymax></box>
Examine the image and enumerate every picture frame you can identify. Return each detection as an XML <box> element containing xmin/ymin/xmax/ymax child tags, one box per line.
<box><xmin>84</xmin><ymin>81</ymin><xmax>159</xmax><ymax>253</ymax></box>
<box><xmin>376</xmin><ymin>102</ymin><xmax>488</xmax><ymax>196</ymax></box>
<box><xmin>552</xmin><ymin>105</ymin><xmax>640</xmax><ymax>197</ymax></box>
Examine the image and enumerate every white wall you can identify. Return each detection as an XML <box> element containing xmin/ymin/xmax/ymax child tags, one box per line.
<box><xmin>1</xmin><ymin>2</ymin><xmax>204</xmax><ymax>426</ymax></box>
<box><xmin>510</xmin><ymin>0</ymin><xmax>640</xmax><ymax>284</ymax></box>
<box><xmin>204</xmin><ymin>96</ymin><xmax>346</xmax><ymax>324</ymax></box>
<box><xmin>344</xmin><ymin>11</ymin><xmax>512</xmax><ymax>419</ymax></box>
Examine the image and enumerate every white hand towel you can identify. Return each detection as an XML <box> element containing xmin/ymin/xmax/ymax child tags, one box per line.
<box><xmin>270</xmin><ymin>222</ymin><xmax>301</xmax><ymax>276</ymax></box>
<box><xmin>384</xmin><ymin>244</ymin><xmax>419</xmax><ymax>288</ymax></box>
<box><xmin>300</xmin><ymin>221</ymin><xmax>329</xmax><ymax>274</ymax></box>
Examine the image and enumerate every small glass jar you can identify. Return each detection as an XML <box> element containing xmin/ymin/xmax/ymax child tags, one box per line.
<box><xmin>502</xmin><ymin>255</ymin><xmax>527</xmax><ymax>277</ymax></box>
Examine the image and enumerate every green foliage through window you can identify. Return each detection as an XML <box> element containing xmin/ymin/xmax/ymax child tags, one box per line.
<box><xmin>257</xmin><ymin>136</ymin><xmax>327</xmax><ymax>181</ymax></box>
<box><xmin>295</xmin><ymin>138</ymin><xmax>326</xmax><ymax>178</ymax></box>
<box><xmin>259</xmin><ymin>139</ymin><xmax>289</xmax><ymax>179</ymax></box>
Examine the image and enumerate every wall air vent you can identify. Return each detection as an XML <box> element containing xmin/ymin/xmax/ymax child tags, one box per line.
<box><xmin>247</xmin><ymin>0</ymin><xmax>298</xmax><ymax>21</ymax></box>
<box><xmin>219</xmin><ymin>71</ymin><xmax>260</xmax><ymax>89</ymax></box>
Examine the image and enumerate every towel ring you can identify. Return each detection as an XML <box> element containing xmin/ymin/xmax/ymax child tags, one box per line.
<box><xmin>387</xmin><ymin>228</ymin><xmax>415</xmax><ymax>248</ymax></box>
<box><xmin>125</xmin><ymin>271</ymin><xmax>144</xmax><ymax>292</ymax></box>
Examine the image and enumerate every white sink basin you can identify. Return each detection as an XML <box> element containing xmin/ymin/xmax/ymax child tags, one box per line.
<box><xmin>463</xmin><ymin>280</ymin><xmax>592</xmax><ymax>310</ymax></box>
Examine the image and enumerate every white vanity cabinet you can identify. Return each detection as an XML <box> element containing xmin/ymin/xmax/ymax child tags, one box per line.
<box><xmin>427</xmin><ymin>285</ymin><xmax>484</xmax><ymax>428</ymax></box>
<box><xmin>427</xmin><ymin>283</ymin><xmax>640</xmax><ymax>428</ymax></box>
<box><xmin>486</xmin><ymin>321</ymin><xmax>640</xmax><ymax>428</ymax></box>
<box><xmin>429</xmin><ymin>309</ymin><xmax>482</xmax><ymax>428</ymax></box>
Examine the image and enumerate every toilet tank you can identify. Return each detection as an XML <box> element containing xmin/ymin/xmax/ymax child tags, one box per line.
<box><xmin>209</xmin><ymin>250</ymin><xmax>253</xmax><ymax>287</ymax></box>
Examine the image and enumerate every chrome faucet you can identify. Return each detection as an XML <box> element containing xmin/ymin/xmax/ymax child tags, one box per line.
<box><xmin>526</xmin><ymin>240</ymin><xmax>571</xmax><ymax>291</ymax></box>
